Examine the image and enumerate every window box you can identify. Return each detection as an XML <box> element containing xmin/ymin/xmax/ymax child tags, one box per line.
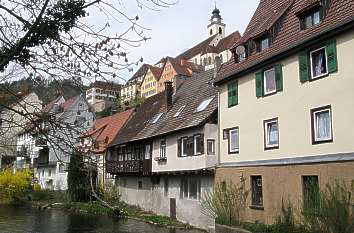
<box><xmin>228</xmin><ymin>127</ymin><xmax>239</xmax><ymax>154</ymax></box>
<box><xmin>264</xmin><ymin>118</ymin><xmax>279</xmax><ymax>150</ymax></box>
<box><xmin>311</xmin><ymin>105</ymin><xmax>333</xmax><ymax>144</ymax></box>
<box><xmin>154</xmin><ymin>156</ymin><xmax>167</xmax><ymax>162</ymax></box>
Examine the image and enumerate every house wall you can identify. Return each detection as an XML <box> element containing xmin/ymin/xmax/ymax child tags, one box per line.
<box><xmin>219</xmin><ymin>30</ymin><xmax>354</xmax><ymax>165</ymax></box>
<box><xmin>121</xmin><ymin>83</ymin><xmax>139</xmax><ymax>102</ymax></box>
<box><xmin>215</xmin><ymin>161</ymin><xmax>354</xmax><ymax>224</ymax></box>
<box><xmin>152</xmin><ymin>124</ymin><xmax>218</xmax><ymax>173</ymax></box>
<box><xmin>118</xmin><ymin>174</ymin><xmax>215</xmax><ymax>230</ymax></box>
<box><xmin>37</xmin><ymin>96</ymin><xmax>95</xmax><ymax>190</ymax></box>
<box><xmin>0</xmin><ymin>93</ymin><xmax>42</xmax><ymax>159</ymax></box>
<box><xmin>157</xmin><ymin>60</ymin><xmax>178</xmax><ymax>93</ymax></box>
<box><xmin>216</xmin><ymin>29</ymin><xmax>354</xmax><ymax>223</ymax></box>
<box><xmin>141</xmin><ymin>69</ymin><xmax>158</xmax><ymax>99</ymax></box>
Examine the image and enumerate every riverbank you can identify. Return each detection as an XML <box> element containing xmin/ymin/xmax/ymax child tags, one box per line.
<box><xmin>31</xmin><ymin>201</ymin><xmax>192</xmax><ymax>229</ymax></box>
<box><xmin>26</xmin><ymin>191</ymin><xmax>193</xmax><ymax>230</ymax></box>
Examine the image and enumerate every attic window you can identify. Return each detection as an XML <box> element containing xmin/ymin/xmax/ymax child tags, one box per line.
<box><xmin>301</xmin><ymin>9</ymin><xmax>321</xmax><ymax>29</ymax></box>
<box><xmin>195</xmin><ymin>97</ymin><xmax>214</xmax><ymax>113</ymax></box>
<box><xmin>174</xmin><ymin>105</ymin><xmax>186</xmax><ymax>117</ymax></box>
<box><xmin>256</xmin><ymin>36</ymin><xmax>270</xmax><ymax>52</ymax></box>
<box><xmin>152</xmin><ymin>113</ymin><xmax>163</xmax><ymax>124</ymax></box>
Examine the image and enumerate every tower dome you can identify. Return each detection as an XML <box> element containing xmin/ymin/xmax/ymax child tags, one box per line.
<box><xmin>207</xmin><ymin>4</ymin><xmax>225</xmax><ymax>37</ymax></box>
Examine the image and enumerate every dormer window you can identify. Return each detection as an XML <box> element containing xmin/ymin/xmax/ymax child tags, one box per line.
<box><xmin>256</xmin><ymin>36</ymin><xmax>270</xmax><ymax>52</ymax></box>
<box><xmin>260</xmin><ymin>37</ymin><xmax>269</xmax><ymax>51</ymax></box>
<box><xmin>301</xmin><ymin>9</ymin><xmax>321</xmax><ymax>29</ymax></box>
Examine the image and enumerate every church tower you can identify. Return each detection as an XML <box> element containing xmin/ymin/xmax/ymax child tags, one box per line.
<box><xmin>207</xmin><ymin>5</ymin><xmax>226</xmax><ymax>37</ymax></box>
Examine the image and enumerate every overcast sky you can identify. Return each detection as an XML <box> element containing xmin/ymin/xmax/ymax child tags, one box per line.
<box><xmin>90</xmin><ymin>0</ymin><xmax>259</xmax><ymax>83</ymax></box>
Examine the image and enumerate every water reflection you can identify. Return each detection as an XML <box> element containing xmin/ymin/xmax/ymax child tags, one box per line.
<box><xmin>0</xmin><ymin>206</ymin><xmax>204</xmax><ymax>233</ymax></box>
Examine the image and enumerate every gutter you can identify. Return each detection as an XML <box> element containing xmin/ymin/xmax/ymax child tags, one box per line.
<box><xmin>215</xmin><ymin>16</ymin><xmax>354</xmax><ymax>86</ymax></box>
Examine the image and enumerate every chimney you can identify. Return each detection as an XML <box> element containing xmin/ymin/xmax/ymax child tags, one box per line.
<box><xmin>214</xmin><ymin>56</ymin><xmax>222</xmax><ymax>79</ymax></box>
<box><xmin>164</xmin><ymin>81</ymin><xmax>173</xmax><ymax>112</ymax></box>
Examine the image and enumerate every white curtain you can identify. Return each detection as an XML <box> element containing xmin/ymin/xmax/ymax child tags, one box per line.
<box><xmin>268</xmin><ymin>123</ymin><xmax>278</xmax><ymax>145</ymax></box>
<box><xmin>317</xmin><ymin>111</ymin><xmax>330</xmax><ymax>139</ymax></box>
<box><xmin>231</xmin><ymin>130</ymin><xmax>239</xmax><ymax>151</ymax></box>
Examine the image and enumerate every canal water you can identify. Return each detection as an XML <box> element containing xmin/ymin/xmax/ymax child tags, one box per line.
<box><xmin>0</xmin><ymin>206</ymin><xmax>205</xmax><ymax>233</ymax></box>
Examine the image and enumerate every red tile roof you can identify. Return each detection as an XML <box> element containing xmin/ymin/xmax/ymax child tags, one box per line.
<box><xmin>127</xmin><ymin>64</ymin><xmax>149</xmax><ymax>84</ymax></box>
<box><xmin>41</xmin><ymin>96</ymin><xmax>63</xmax><ymax>113</ymax></box>
<box><xmin>147</xmin><ymin>65</ymin><xmax>163</xmax><ymax>81</ymax></box>
<box><xmin>168</xmin><ymin>57</ymin><xmax>202</xmax><ymax>77</ymax></box>
<box><xmin>60</xmin><ymin>95</ymin><xmax>79</xmax><ymax>111</ymax></box>
<box><xmin>84</xmin><ymin>109</ymin><xmax>134</xmax><ymax>153</ymax></box>
<box><xmin>176</xmin><ymin>35</ymin><xmax>218</xmax><ymax>60</ymax></box>
<box><xmin>216</xmin><ymin>0</ymin><xmax>354</xmax><ymax>84</ymax></box>
<box><xmin>216</xmin><ymin>31</ymin><xmax>241</xmax><ymax>53</ymax></box>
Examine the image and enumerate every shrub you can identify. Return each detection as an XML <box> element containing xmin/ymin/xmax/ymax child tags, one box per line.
<box><xmin>201</xmin><ymin>177</ymin><xmax>249</xmax><ymax>226</ymax></box>
<box><xmin>301</xmin><ymin>181</ymin><xmax>354</xmax><ymax>233</ymax></box>
<box><xmin>0</xmin><ymin>169</ymin><xmax>32</xmax><ymax>204</ymax></box>
<box><xmin>100</xmin><ymin>181</ymin><xmax>120</xmax><ymax>205</ymax></box>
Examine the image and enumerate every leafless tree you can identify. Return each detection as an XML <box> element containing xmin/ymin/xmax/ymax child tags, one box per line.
<box><xmin>0</xmin><ymin>0</ymin><xmax>176</xmax><ymax>207</ymax></box>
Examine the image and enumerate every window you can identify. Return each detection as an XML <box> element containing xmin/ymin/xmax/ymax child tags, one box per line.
<box><xmin>48</xmin><ymin>169</ymin><xmax>52</xmax><ymax>177</ymax></box>
<box><xmin>251</xmin><ymin>176</ymin><xmax>263</xmax><ymax>208</ymax></box>
<box><xmin>164</xmin><ymin>178</ymin><xmax>168</xmax><ymax>197</ymax></box>
<box><xmin>174</xmin><ymin>105</ymin><xmax>185</xmax><ymax>117</ymax></box>
<box><xmin>219</xmin><ymin>54</ymin><xmax>223</xmax><ymax>63</ymax></box>
<box><xmin>263</xmin><ymin>68</ymin><xmax>276</xmax><ymax>95</ymax></box>
<box><xmin>208</xmin><ymin>57</ymin><xmax>212</xmax><ymax>65</ymax></box>
<box><xmin>152</xmin><ymin>113</ymin><xmax>163</xmax><ymax>124</ymax></box>
<box><xmin>207</xmin><ymin>139</ymin><xmax>215</xmax><ymax>155</ymax></box>
<box><xmin>219</xmin><ymin>27</ymin><xmax>222</xmax><ymax>35</ymax></box>
<box><xmin>228</xmin><ymin>82</ymin><xmax>238</xmax><ymax>107</ymax></box>
<box><xmin>257</xmin><ymin>37</ymin><xmax>270</xmax><ymax>52</ymax></box>
<box><xmin>193</xmin><ymin>134</ymin><xmax>204</xmax><ymax>155</ymax></box>
<box><xmin>238</xmin><ymin>52</ymin><xmax>246</xmax><ymax>62</ymax></box>
<box><xmin>181</xmin><ymin>137</ymin><xmax>188</xmax><ymax>157</ymax></box>
<box><xmin>160</xmin><ymin>139</ymin><xmax>166</xmax><ymax>158</ymax></box>
<box><xmin>264</xmin><ymin>118</ymin><xmax>279</xmax><ymax>150</ymax></box>
<box><xmin>301</xmin><ymin>10</ymin><xmax>321</xmax><ymax>29</ymax></box>
<box><xmin>144</xmin><ymin>144</ymin><xmax>151</xmax><ymax>159</ymax></box>
<box><xmin>299</xmin><ymin>41</ymin><xmax>337</xmax><ymax>82</ymax></box>
<box><xmin>228</xmin><ymin>128</ymin><xmax>239</xmax><ymax>154</ymax></box>
<box><xmin>311</xmin><ymin>106</ymin><xmax>332</xmax><ymax>144</ymax></box>
<box><xmin>58</xmin><ymin>163</ymin><xmax>66</xmax><ymax>173</ymax></box>
<box><xmin>195</xmin><ymin>97</ymin><xmax>214</xmax><ymax>113</ymax></box>
<box><xmin>180</xmin><ymin>177</ymin><xmax>201</xmax><ymax>200</ymax></box>
<box><xmin>302</xmin><ymin>176</ymin><xmax>320</xmax><ymax>210</ymax></box>
<box><xmin>138</xmin><ymin>181</ymin><xmax>143</xmax><ymax>189</ymax></box>
<box><xmin>256</xmin><ymin>65</ymin><xmax>282</xmax><ymax>97</ymax></box>
<box><xmin>310</xmin><ymin>47</ymin><xmax>328</xmax><ymax>79</ymax></box>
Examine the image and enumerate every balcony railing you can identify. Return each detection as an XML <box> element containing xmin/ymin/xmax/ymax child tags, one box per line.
<box><xmin>106</xmin><ymin>159</ymin><xmax>151</xmax><ymax>175</ymax></box>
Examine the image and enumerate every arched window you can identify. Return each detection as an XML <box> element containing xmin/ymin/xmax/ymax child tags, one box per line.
<box><xmin>210</xmin><ymin>29</ymin><xmax>213</xmax><ymax>35</ymax></box>
<box><xmin>219</xmin><ymin>54</ymin><xmax>223</xmax><ymax>63</ymax></box>
<box><xmin>219</xmin><ymin>27</ymin><xmax>222</xmax><ymax>35</ymax></box>
<box><xmin>203</xmin><ymin>58</ymin><xmax>207</xmax><ymax>66</ymax></box>
<box><xmin>208</xmin><ymin>57</ymin><xmax>212</xmax><ymax>65</ymax></box>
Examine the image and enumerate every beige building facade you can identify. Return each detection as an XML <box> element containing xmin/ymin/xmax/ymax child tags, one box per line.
<box><xmin>215</xmin><ymin>0</ymin><xmax>354</xmax><ymax>224</ymax></box>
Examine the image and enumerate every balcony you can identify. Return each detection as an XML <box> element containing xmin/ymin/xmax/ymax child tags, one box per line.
<box><xmin>35</xmin><ymin>138</ymin><xmax>47</xmax><ymax>147</ymax></box>
<box><xmin>33</xmin><ymin>148</ymin><xmax>49</xmax><ymax>167</ymax></box>
<box><xmin>106</xmin><ymin>159</ymin><xmax>151</xmax><ymax>175</ymax></box>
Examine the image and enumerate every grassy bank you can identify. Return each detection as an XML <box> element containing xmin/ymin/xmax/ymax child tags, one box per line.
<box><xmin>27</xmin><ymin>190</ymin><xmax>190</xmax><ymax>229</ymax></box>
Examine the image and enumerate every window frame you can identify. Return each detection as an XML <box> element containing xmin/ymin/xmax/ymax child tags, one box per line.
<box><xmin>250</xmin><ymin>175</ymin><xmax>264</xmax><ymax>209</ymax></box>
<box><xmin>181</xmin><ymin>137</ymin><xmax>188</xmax><ymax>157</ymax></box>
<box><xmin>302</xmin><ymin>175</ymin><xmax>320</xmax><ymax>211</ymax></box>
<box><xmin>311</xmin><ymin>105</ymin><xmax>333</xmax><ymax>144</ymax></box>
<box><xmin>310</xmin><ymin>47</ymin><xmax>329</xmax><ymax>80</ymax></box>
<box><xmin>228</xmin><ymin>127</ymin><xmax>239</xmax><ymax>154</ymax></box>
<box><xmin>207</xmin><ymin>139</ymin><xmax>215</xmax><ymax>155</ymax></box>
<box><xmin>193</xmin><ymin>134</ymin><xmax>202</xmax><ymax>156</ymax></box>
<box><xmin>263</xmin><ymin>68</ymin><xmax>277</xmax><ymax>96</ymax></box>
<box><xmin>263</xmin><ymin>118</ymin><xmax>279</xmax><ymax>150</ymax></box>
<box><xmin>180</xmin><ymin>177</ymin><xmax>201</xmax><ymax>201</ymax></box>
<box><xmin>228</xmin><ymin>81</ymin><xmax>238</xmax><ymax>108</ymax></box>
<box><xmin>160</xmin><ymin>139</ymin><xmax>166</xmax><ymax>158</ymax></box>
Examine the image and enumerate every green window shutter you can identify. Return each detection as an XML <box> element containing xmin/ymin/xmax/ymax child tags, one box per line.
<box><xmin>299</xmin><ymin>52</ymin><xmax>310</xmax><ymax>82</ymax></box>
<box><xmin>275</xmin><ymin>64</ymin><xmax>283</xmax><ymax>91</ymax></box>
<box><xmin>326</xmin><ymin>40</ymin><xmax>338</xmax><ymax>73</ymax></box>
<box><xmin>255</xmin><ymin>72</ymin><xmax>263</xmax><ymax>97</ymax></box>
<box><xmin>228</xmin><ymin>82</ymin><xmax>238</xmax><ymax>107</ymax></box>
